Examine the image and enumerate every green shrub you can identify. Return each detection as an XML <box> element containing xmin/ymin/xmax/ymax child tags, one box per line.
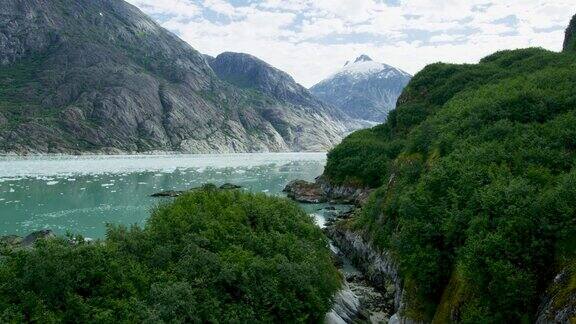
<box><xmin>0</xmin><ymin>188</ymin><xmax>340</xmax><ymax>323</ymax></box>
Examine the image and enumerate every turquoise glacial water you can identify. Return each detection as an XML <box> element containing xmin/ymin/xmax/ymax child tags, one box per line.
<box><xmin>0</xmin><ymin>153</ymin><xmax>330</xmax><ymax>238</ymax></box>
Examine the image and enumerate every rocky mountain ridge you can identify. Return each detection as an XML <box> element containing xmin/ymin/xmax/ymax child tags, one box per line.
<box><xmin>310</xmin><ymin>55</ymin><xmax>411</xmax><ymax>122</ymax></box>
<box><xmin>0</xmin><ymin>0</ymin><xmax>355</xmax><ymax>154</ymax></box>
<box><xmin>207</xmin><ymin>52</ymin><xmax>359</xmax><ymax>151</ymax></box>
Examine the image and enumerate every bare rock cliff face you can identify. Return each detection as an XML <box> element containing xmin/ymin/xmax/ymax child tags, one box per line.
<box><xmin>0</xmin><ymin>0</ymin><xmax>354</xmax><ymax>154</ymax></box>
<box><xmin>536</xmin><ymin>265</ymin><xmax>576</xmax><ymax>323</ymax></box>
<box><xmin>208</xmin><ymin>52</ymin><xmax>357</xmax><ymax>152</ymax></box>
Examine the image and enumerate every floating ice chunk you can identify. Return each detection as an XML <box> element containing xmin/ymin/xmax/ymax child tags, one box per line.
<box><xmin>46</xmin><ymin>181</ymin><xmax>59</xmax><ymax>186</ymax></box>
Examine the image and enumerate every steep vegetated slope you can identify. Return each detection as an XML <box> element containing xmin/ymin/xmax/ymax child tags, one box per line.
<box><xmin>0</xmin><ymin>0</ymin><xmax>353</xmax><ymax>154</ymax></box>
<box><xmin>324</xmin><ymin>45</ymin><xmax>576</xmax><ymax>322</ymax></box>
<box><xmin>564</xmin><ymin>14</ymin><xmax>576</xmax><ymax>52</ymax></box>
<box><xmin>0</xmin><ymin>188</ymin><xmax>341</xmax><ymax>322</ymax></box>
<box><xmin>311</xmin><ymin>55</ymin><xmax>412</xmax><ymax>122</ymax></box>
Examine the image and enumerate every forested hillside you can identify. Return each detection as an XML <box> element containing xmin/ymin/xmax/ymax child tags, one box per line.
<box><xmin>324</xmin><ymin>46</ymin><xmax>576</xmax><ymax>322</ymax></box>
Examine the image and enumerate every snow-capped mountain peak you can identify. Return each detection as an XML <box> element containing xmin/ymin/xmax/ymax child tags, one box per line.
<box><xmin>333</xmin><ymin>54</ymin><xmax>409</xmax><ymax>80</ymax></box>
<box><xmin>310</xmin><ymin>55</ymin><xmax>412</xmax><ymax>122</ymax></box>
<box><xmin>354</xmin><ymin>54</ymin><xmax>373</xmax><ymax>63</ymax></box>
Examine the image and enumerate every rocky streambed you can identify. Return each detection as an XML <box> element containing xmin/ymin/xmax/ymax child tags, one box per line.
<box><xmin>285</xmin><ymin>178</ymin><xmax>402</xmax><ymax>323</ymax></box>
<box><xmin>319</xmin><ymin>205</ymin><xmax>414</xmax><ymax>324</ymax></box>
<box><xmin>284</xmin><ymin>177</ymin><xmax>426</xmax><ymax>324</ymax></box>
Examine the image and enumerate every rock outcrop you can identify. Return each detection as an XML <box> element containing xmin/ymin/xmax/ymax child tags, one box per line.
<box><xmin>326</xmin><ymin>226</ymin><xmax>403</xmax><ymax>311</ymax></box>
<box><xmin>325</xmin><ymin>283</ymin><xmax>362</xmax><ymax>324</ymax></box>
<box><xmin>310</xmin><ymin>55</ymin><xmax>411</xmax><ymax>122</ymax></box>
<box><xmin>0</xmin><ymin>0</ymin><xmax>357</xmax><ymax>154</ymax></box>
<box><xmin>326</xmin><ymin>225</ymin><xmax>422</xmax><ymax>324</ymax></box>
<box><xmin>1</xmin><ymin>229</ymin><xmax>55</xmax><ymax>249</ymax></box>
<box><xmin>283</xmin><ymin>179</ymin><xmax>327</xmax><ymax>203</ymax></box>
<box><xmin>283</xmin><ymin>176</ymin><xmax>373</xmax><ymax>205</ymax></box>
<box><xmin>151</xmin><ymin>183</ymin><xmax>243</xmax><ymax>197</ymax></box>
<box><xmin>536</xmin><ymin>265</ymin><xmax>576</xmax><ymax>323</ymax></box>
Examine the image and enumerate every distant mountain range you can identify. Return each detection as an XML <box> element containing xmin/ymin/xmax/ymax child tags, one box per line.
<box><xmin>310</xmin><ymin>55</ymin><xmax>411</xmax><ymax>122</ymax></box>
<box><xmin>0</xmin><ymin>0</ymin><xmax>359</xmax><ymax>154</ymax></box>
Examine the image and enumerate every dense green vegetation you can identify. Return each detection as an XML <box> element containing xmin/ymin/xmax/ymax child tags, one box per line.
<box><xmin>325</xmin><ymin>48</ymin><xmax>576</xmax><ymax>322</ymax></box>
<box><xmin>0</xmin><ymin>53</ymin><xmax>49</xmax><ymax>130</ymax></box>
<box><xmin>564</xmin><ymin>15</ymin><xmax>576</xmax><ymax>52</ymax></box>
<box><xmin>0</xmin><ymin>187</ymin><xmax>340</xmax><ymax>322</ymax></box>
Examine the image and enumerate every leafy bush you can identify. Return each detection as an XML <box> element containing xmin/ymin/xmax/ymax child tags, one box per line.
<box><xmin>325</xmin><ymin>48</ymin><xmax>576</xmax><ymax>322</ymax></box>
<box><xmin>0</xmin><ymin>188</ymin><xmax>340</xmax><ymax>322</ymax></box>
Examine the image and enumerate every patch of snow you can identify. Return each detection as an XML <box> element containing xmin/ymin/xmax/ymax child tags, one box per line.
<box><xmin>340</xmin><ymin>61</ymin><xmax>384</xmax><ymax>76</ymax></box>
<box><xmin>321</xmin><ymin>56</ymin><xmax>410</xmax><ymax>84</ymax></box>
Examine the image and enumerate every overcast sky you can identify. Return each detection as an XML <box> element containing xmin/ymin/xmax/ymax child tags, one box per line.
<box><xmin>126</xmin><ymin>0</ymin><xmax>575</xmax><ymax>87</ymax></box>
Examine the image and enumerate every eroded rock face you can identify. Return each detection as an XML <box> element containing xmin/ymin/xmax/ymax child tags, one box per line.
<box><xmin>317</xmin><ymin>176</ymin><xmax>374</xmax><ymax>206</ymax></box>
<box><xmin>325</xmin><ymin>283</ymin><xmax>362</xmax><ymax>324</ymax></box>
<box><xmin>283</xmin><ymin>177</ymin><xmax>373</xmax><ymax>205</ymax></box>
<box><xmin>283</xmin><ymin>180</ymin><xmax>327</xmax><ymax>203</ymax></box>
<box><xmin>326</xmin><ymin>224</ymin><xmax>429</xmax><ymax>324</ymax></box>
<box><xmin>0</xmin><ymin>0</ymin><xmax>357</xmax><ymax>154</ymax></box>
<box><xmin>536</xmin><ymin>268</ymin><xmax>576</xmax><ymax>323</ymax></box>
<box><xmin>326</xmin><ymin>226</ymin><xmax>404</xmax><ymax>313</ymax></box>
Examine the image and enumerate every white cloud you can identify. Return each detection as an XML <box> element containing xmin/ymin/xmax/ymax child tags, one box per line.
<box><xmin>126</xmin><ymin>0</ymin><xmax>200</xmax><ymax>19</ymax></box>
<box><xmin>128</xmin><ymin>0</ymin><xmax>576</xmax><ymax>87</ymax></box>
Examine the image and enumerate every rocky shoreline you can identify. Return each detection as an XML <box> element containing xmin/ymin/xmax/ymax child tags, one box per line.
<box><xmin>283</xmin><ymin>176</ymin><xmax>373</xmax><ymax>206</ymax></box>
<box><xmin>0</xmin><ymin>229</ymin><xmax>57</xmax><ymax>250</ymax></box>
<box><xmin>151</xmin><ymin>183</ymin><xmax>243</xmax><ymax>197</ymax></box>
